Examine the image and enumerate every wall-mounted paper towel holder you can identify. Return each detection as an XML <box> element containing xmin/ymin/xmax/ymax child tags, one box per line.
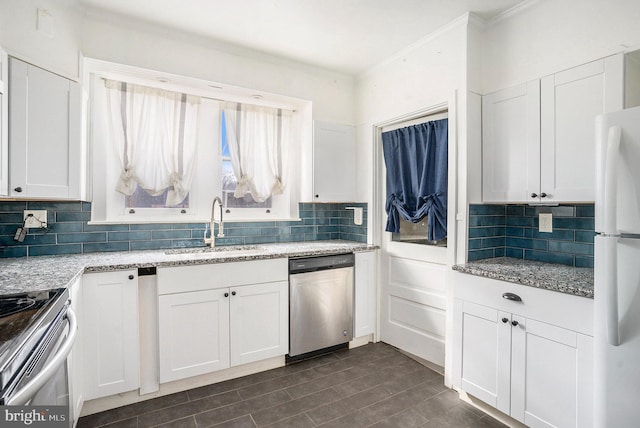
<box><xmin>345</xmin><ymin>207</ymin><xmax>363</xmax><ymax>225</ymax></box>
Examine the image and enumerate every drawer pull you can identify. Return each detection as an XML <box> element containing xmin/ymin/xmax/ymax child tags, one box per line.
<box><xmin>501</xmin><ymin>317</ymin><xmax>509</xmax><ymax>324</ymax></box>
<box><xmin>512</xmin><ymin>320</ymin><xmax>519</xmax><ymax>327</ymax></box>
<box><xmin>502</xmin><ymin>292</ymin><xmax>522</xmax><ymax>302</ymax></box>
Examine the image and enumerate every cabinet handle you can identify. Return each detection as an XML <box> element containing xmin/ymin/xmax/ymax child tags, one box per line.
<box><xmin>501</xmin><ymin>317</ymin><xmax>509</xmax><ymax>324</ymax></box>
<box><xmin>315</xmin><ymin>194</ymin><xmax>319</xmax><ymax>198</ymax></box>
<box><xmin>530</xmin><ymin>193</ymin><xmax>538</xmax><ymax>198</ymax></box>
<box><xmin>540</xmin><ymin>192</ymin><xmax>547</xmax><ymax>198</ymax></box>
<box><xmin>224</xmin><ymin>292</ymin><xmax>229</xmax><ymax>297</ymax></box>
<box><xmin>502</xmin><ymin>292</ymin><xmax>522</xmax><ymax>302</ymax></box>
<box><xmin>231</xmin><ymin>291</ymin><xmax>236</xmax><ymax>296</ymax></box>
<box><xmin>14</xmin><ymin>187</ymin><xmax>23</xmax><ymax>193</ymax></box>
<box><xmin>511</xmin><ymin>320</ymin><xmax>519</xmax><ymax>327</ymax></box>
<box><xmin>128</xmin><ymin>275</ymin><xmax>134</xmax><ymax>280</ymax></box>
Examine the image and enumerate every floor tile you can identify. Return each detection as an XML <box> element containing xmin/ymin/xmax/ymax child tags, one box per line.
<box><xmin>78</xmin><ymin>343</ymin><xmax>506</xmax><ymax>428</ymax></box>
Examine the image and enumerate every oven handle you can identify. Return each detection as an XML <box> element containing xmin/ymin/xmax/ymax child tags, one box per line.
<box><xmin>6</xmin><ymin>308</ymin><xmax>77</xmax><ymax>406</ymax></box>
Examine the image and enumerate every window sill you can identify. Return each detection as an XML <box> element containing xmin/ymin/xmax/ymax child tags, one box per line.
<box><xmin>87</xmin><ymin>217</ymin><xmax>303</xmax><ymax>225</ymax></box>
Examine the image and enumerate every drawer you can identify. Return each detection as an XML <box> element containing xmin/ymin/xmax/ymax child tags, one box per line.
<box><xmin>453</xmin><ymin>271</ymin><xmax>594</xmax><ymax>336</ymax></box>
<box><xmin>158</xmin><ymin>258</ymin><xmax>288</xmax><ymax>295</ymax></box>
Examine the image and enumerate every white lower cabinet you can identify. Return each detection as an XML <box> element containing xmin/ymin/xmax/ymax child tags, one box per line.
<box><xmin>157</xmin><ymin>259</ymin><xmax>288</xmax><ymax>384</ymax></box>
<box><xmin>229</xmin><ymin>281</ymin><xmax>289</xmax><ymax>367</ymax></box>
<box><xmin>158</xmin><ymin>289</ymin><xmax>230</xmax><ymax>383</ymax></box>
<box><xmin>82</xmin><ymin>270</ymin><xmax>140</xmax><ymax>400</ymax></box>
<box><xmin>453</xmin><ymin>273</ymin><xmax>594</xmax><ymax>428</ymax></box>
<box><xmin>354</xmin><ymin>251</ymin><xmax>376</xmax><ymax>338</ymax></box>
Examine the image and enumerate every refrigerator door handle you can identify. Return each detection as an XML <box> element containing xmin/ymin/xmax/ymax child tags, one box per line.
<box><xmin>604</xmin><ymin>237</ymin><xmax>620</xmax><ymax>346</ymax></box>
<box><xmin>604</xmin><ymin>125</ymin><xmax>622</xmax><ymax>236</ymax></box>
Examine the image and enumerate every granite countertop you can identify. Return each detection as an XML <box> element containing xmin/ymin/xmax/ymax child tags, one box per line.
<box><xmin>453</xmin><ymin>257</ymin><xmax>594</xmax><ymax>298</ymax></box>
<box><xmin>0</xmin><ymin>241</ymin><xmax>378</xmax><ymax>295</ymax></box>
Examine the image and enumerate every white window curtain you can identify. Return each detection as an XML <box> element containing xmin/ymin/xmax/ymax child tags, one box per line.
<box><xmin>223</xmin><ymin>102</ymin><xmax>291</xmax><ymax>203</ymax></box>
<box><xmin>105</xmin><ymin>79</ymin><xmax>200</xmax><ymax>206</ymax></box>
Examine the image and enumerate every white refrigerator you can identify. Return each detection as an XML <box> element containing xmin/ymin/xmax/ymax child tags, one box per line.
<box><xmin>594</xmin><ymin>105</ymin><xmax>640</xmax><ymax>427</ymax></box>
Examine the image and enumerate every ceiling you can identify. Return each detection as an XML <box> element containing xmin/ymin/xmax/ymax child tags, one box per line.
<box><xmin>78</xmin><ymin>0</ymin><xmax>527</xmax><ymax>75</ymax></box>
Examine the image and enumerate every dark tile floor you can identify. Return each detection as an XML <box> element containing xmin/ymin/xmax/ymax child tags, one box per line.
<box><xmin>78</xmin><ymin>343</ymin><xmax>508</xmax><ymax>428</ymax></box>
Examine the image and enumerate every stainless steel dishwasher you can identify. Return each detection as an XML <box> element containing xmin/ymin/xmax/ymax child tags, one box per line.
<box><xmin>289</xmin><ymin>253</ymin><xmax>355</xmax><ymax>357</ymax></box>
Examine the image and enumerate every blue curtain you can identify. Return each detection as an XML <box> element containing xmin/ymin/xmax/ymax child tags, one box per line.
<box><xmin>382</xmin><ymin>118</ymin><xmax>448</xmax><ymax>241</ymax></box>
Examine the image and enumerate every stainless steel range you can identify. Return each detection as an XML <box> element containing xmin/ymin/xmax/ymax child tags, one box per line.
<box><xmin>0</xmin><ymin>287</ymin><xmax>77</xmax><ymax>421</ymax></box>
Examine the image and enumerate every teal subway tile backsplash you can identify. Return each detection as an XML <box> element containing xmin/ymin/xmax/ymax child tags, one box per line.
<box><xmin>468</xmin><ymin>204</ymin><xmax>595</xmax><ymax>268</ymax></box>
<box><xmin>0</xmin><ymin>201</ymin><xmax>368</xmax><ymax>258</ymax></box>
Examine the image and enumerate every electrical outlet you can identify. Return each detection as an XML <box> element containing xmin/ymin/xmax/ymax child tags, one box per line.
<box><xmin>23</xmin><ymin>210</ymin><xmax>48</xmax><ymax>229</ymax></box>
<box><xmin>539</xmin><ymin>213</ymin><xmax>553</xmax><ymax>233</ymax></box>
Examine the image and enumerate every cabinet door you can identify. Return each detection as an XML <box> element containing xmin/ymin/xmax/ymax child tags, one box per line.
<box><xmin>313</xmin><ymin>121</ymin><xmax>356</xmax><ymax>202</ymax></box>
<box><xmin>354</xmin><ymin>251</ymin><xmax>375</xmax><ymax>338</ymax></box>
<box><xmin>482</xmin><ymin>81</ymin><xmax>540</xmax><ymax>203</ymax></box>
<box><xmin>158</xmin><ymin>289</ymin><xmax>230</xmax><ymax>383</ymax></box>
<box><xmin>511</xmin><ymin>317</ymin><xmax>593</xmax><ymax>428</ymax></box>
<box><xmin>455</xmin><ymin>300</ymin><xmax>512</xmax><ymax>414</ymax></box>
<box><xmin>540</xmin><ymin>55</ymin><xmax>623</xmax><ymax>202</ymax></box>
<box><xmin>8</xmin><ymin>57</ymin><xmax>81</xmax><ymax>199</ymax></box>
<box><xmin>0</xmin><ymin>49</ymin><xmax>7</xmax><ymax>196</ymax></box>
<box><xmin>229</xmin><ymin>281</ymin><xmax>288</xmax><ymax>366</ymax></box>
<box><xmin>83</xmin><ymin>270</ymin><xmax>139</xmax><ymax>400</ymax></box>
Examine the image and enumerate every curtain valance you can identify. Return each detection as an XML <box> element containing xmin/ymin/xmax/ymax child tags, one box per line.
<box><xmin>382</xmin><ymin>118</ymin><xmax>448</xmax><ymax>241</ymax></box>
<box><xmin>223</xmin><ymin>102</ymin><xmax>291</xmax><ymax>203</ymax></box>
<box><xmin>105</xmin><ymin>79</ymin><xmax>201</xmax><ymax>206</ymax></box>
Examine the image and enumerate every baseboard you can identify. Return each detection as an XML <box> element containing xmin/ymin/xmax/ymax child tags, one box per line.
<box><xmin>80</xmin><ymin>356</ymin><xmax>285</xmax><ymax>416</ymax></box>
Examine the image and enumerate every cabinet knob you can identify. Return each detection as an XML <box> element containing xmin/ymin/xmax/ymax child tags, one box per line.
<box><xmin>530</xmin><ymin>193</ymin><xmax>538</xmax><ymax>198</ymax></box>
<box><xmin>128</xmin><ymin>275</ymin><xmax>134</xmax><ymax>280</ymax></box>
<box><xmin>14</xmin><ymin>187</ymin><xmax>23</xmax><ymax>193</ymax></box>
<box><xmin>502</xmin><ymin>292</ymin><xmax>522</xmax><ymax>302</ymax></box>
<box><xmin>231</xmin><ymin>291</ymin><xmax>236</xmax><ymax>296</ymax></box>
<box><xmin>511</xmin><ymin>320</ymin><xmax>519</xmax><ymax>327</ymax></box>
<box><xmin>540</xmin><ymin>192</ymin><xmax>547</xmax><ymax>198</ymax></box>
<box><xmin>501</xmin><ymin>317</ymin><xmax>509</xmax><ymax>324</ymax></box>
<box><xmin>315</xmin><ymin>194</ymin><xmax>319</xmax><ymax>198</ymax></box>
<box><xmin>224</xmin><ymin>292</ymin><xmax>229</xmax><ymax>298</ymax></box>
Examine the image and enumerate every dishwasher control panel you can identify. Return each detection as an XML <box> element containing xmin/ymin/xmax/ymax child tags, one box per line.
<box><xmin>289</xmin><ymin>253</ymin><xmax>354</xmax><ymax>274</ymax></box>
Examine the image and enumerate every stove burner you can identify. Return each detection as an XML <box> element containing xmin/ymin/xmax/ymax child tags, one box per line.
<box><xmin>0</xmin><ymin>297</ymin><xmax>36</xmax><ymax>318</ymax></box>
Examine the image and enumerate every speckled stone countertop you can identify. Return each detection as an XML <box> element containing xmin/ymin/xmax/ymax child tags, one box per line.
<box><xmin>0</xmin><ymin>241</ymin><xmax>377</xmax><ymax>296</ymax></box>
<box><xmin>453</xmin><ymin>257</ymin><xmax>594</xmax><ymax>298</ymax></box>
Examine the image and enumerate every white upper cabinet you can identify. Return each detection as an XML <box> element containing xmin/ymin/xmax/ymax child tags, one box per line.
<box><xmin>313</xmin><ymin>121</ymin><xmax>356</xmax><ymax>202</ymax></box>
<box><xmin>0</xmin><ymin>49</ymin><xmax>7</xmax><ymax>196</ymax></box>
<box><xmin>540</xmin><ymin>56</ymin><xmax>624</xmax><ymax>202</ymax></box>
<box><xmin>482</xmin><ymin>80</ymin><xmax>541</xmax><ymax>203</ymax></box>
<box><xmin>482</xmin><ymin>54</ymin><xmax>624</xmax><ymax>203</ymax></box>
<box><xmin>8</xmin><ymin>57</ymin><xmax>82</xmax><ymax>199</ymax></box>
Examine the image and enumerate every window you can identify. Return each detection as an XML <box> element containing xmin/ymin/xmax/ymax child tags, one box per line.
<box><xmin>382</xmin><ymin>112</ymin><xmax>449</xmax><ymax>246</ymax></box>
<box><xmin>86</xmin><ymin>59</ymin><xmax>308</xmax><ymax>224</ymax></box>
<box><xmin>220</xmin><ymin>111</ymin><xmax>271</xmax><ymax>209</ymax></box>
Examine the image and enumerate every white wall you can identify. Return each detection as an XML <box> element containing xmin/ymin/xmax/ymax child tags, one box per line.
<box><xmin>355</xmin><ymin>16</ymin><xmax>469</xmax><ymax>242</ymax></box>
<box><xmin>79</xmin><ymin>12</ymin><xmax>355</xmax><ymax>126</ymax></box>
<box><xmin>482</xmin><ymin>0</ymin><xmax>640</xmax><ymax>94</ymax></box>
<box><xmin>0</xmin><ymin>0</ymin><xmax>82</xmax><ymax>79</ymax></box>
<box><xmin>0</xmin><ymin>1</ymin><xmax>355</xmax><ymax>125</ymax></box>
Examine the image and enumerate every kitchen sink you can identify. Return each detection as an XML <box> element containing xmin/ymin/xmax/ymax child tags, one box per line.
<box><xmin>164</xmin><ymin>245</ymin><xmax>265</xmax><ymax>256</ymax></box>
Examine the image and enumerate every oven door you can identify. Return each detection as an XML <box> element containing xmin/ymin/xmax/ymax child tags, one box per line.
<box><xmin>3</xmin><ymin>305</ymin><xmax>77</xmax><ymax>422</ymax></box>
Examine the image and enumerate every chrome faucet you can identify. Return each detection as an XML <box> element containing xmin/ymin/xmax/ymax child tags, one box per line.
<box><xmin>204</xmin><ymin>196</ymin><xmax>225</xmax><ymax>247</ymax></box>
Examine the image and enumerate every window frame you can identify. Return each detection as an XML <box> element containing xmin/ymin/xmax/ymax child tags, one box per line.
<box><xmin>84</xmin><ymin>58</ymin><xmax>309</xmax><ymax>224</ymax></box>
